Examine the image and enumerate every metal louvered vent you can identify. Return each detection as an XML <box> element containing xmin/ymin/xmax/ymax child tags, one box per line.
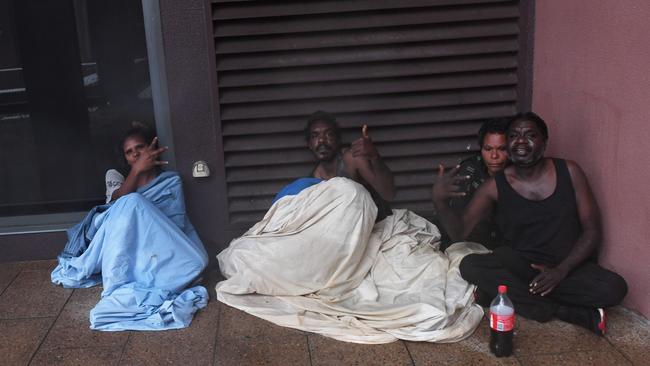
<box><xmin>211</xmin><ymin>0</ymin><xmax>529</xmax><ymax>226</ymax></box>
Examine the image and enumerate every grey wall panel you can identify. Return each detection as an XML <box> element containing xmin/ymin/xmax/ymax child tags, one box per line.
<box><xmin>209</xmin><ymin>0</ymin><xmax>529</xmax><ymax>234</ymax></box>
<box><xmin>213</xmin><ymin>4</ymin><xmax>518</xmax><ymax>36</ymax></box>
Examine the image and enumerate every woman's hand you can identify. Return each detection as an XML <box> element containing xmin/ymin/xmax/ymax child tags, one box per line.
<box><xmin>432</xmin><ymin>164</ymin><xmax>470</xmax><ymax>204</ymax></box>
<box><xmin>131</xmin><ymin>137</ymin><xmax>168</xmax><ymax>175</ymax></box>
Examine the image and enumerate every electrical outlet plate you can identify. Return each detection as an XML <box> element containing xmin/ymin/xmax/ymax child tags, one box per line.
<box><xmin>192</xmin><ymin>160</ymin><xmax>210</xmax><ymax>178</ymax></box>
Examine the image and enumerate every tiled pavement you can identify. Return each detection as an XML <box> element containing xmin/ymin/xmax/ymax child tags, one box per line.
<box><xmin>1</xmin><ymin>260</ymin><xmax>647</xmax><ymax>366</ymax></box>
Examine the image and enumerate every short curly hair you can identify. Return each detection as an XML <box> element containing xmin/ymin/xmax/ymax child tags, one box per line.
<box><xmin>506</xmin><ymin>112</ymin><xmax>549</xmax><ymax>141</ymax></box>
<box><xmin>304</xmin><ymin>111</ymin><xmax>342</xmax><ymax>142</ymax></box>
<box><xmin>477</xmin><ymin>118</ymin><xmax>509</xmax><ymax>147</ymax></box>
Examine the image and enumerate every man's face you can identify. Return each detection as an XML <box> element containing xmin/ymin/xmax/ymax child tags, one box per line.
<box><xmin>481</xmin><ymin>133</ymin><xmax>508</xmax><ymax>176</ymax></box>
<box><xmin>507</xmin><ymin>120</ymin><xmax>547</xmax><ymax>166</ymax></box>
<box><xmin>308</xmin><ymin>120</ymin><xmax>340</xmax><ymax>162</ymax></box>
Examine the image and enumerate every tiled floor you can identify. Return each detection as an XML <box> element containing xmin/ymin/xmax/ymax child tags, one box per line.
<box><xmin>1</xmin><ymin>260</ymin><xmax>647</xmax><ymax>366</ymax></box>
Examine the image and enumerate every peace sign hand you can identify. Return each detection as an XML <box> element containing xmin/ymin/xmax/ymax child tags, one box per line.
<box><xmin>132</xmin><ymin>137</ymin><xmax>168</xmax><ymax>174</ymax></box>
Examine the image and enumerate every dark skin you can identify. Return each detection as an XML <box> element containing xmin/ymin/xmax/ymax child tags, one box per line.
<box><xmin>434</xmin><ymin>133</ymin><xmax>508</xmax><ymax>209</ymax></box>
<box><xmin>433</xmin><ymin>119</ymin><xmax>602</xmax><ymax>296</ymax></box>
<box><xmin>481</xmin><ymin>133</ymin><xmax>508</xmax><ymax>177</ymax></box>
<box><xmin>110</xmin><ymin>135</ymin><xmax>168</xmax><ymax>201</ymax></box>
<box><xmin>309</xmin><ymin>121</ymin><xmax>395</xmax><ymax>201</ymax></box>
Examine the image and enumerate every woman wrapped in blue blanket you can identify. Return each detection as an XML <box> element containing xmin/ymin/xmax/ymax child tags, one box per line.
<box><xmin>51</xmin><ymin>124</ymin><xmax>209</xmax><ymax>331</ymax></box>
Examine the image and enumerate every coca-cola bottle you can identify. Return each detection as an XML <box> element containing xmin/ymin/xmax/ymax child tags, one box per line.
<box><xmin>489</xmin><ymin>285</ymin><xmax>514</xmax><ymax>357</ymax></box>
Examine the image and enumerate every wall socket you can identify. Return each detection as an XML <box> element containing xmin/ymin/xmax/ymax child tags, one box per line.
<box><xmin>192</xmin><ymin>160</ymin><xmax>210</xmax><ymax>178</ymax></box>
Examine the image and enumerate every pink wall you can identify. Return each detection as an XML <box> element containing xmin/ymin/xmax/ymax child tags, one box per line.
<box><xmin>533</xmin><ymin>1</ymin><xmax>650</xmax><ymax>318</ymax></box>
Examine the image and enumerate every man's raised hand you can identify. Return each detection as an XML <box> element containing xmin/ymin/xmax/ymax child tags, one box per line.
<box><xmin>351</xmin><ymin>124</ymin><xmax>379</xmax><ymax>159</ymax></box>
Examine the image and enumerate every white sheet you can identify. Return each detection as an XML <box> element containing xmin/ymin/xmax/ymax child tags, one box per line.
<box><xmin>216</xmin><ymin>178</ymin><xmax>488</xmax><ymax>344</ymax></box>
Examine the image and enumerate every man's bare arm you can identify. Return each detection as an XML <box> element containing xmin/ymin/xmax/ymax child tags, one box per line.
<box><xmin>530</xmin><ymin>160</ymin><xmax>601</xmax><ymax>296</ymax></box>
<box><xmin>462</xmin><ymin>178</ymin><xmax>498</xmax><ymax>238</ymax></box>
<box><xmin>348</xmin><ymin>125</ymin><xmax>395</xmax><ymax>200</ymax></box>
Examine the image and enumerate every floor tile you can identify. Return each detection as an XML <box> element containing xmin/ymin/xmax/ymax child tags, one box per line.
<box><xmin>0</xmin><ymin>317</ymin><xmax>53</xmax><ymax>365</ymax></box>
<box><xmin>0</xmin><ymin>261</ymin><xmax>23</xmax><ymax>295</ymax></box>
<box><xmin>0</xmin><ymin>269</ymin><xmax>73</xmax><ymax>319</ymax></box>
<box><xmin>40</xmin><ymin>287</ymin><xmax>129</xmax><ymax>350</ymax></box>
<box><xmin>512</xmin><ymin>315</ymin><xmax>612</xmax><ymax>356</ymax></box>
<box><xmin>406</xmin><ymin>319</ymin><xmax>519</xmax><ymax>366</ymax></box>
<box><xmin>604</xmin><ymin>306</ymin><xmax>650</xmax><ymax>366</ymax></box>
<box><xmin>0</xmin><ymin>260</ymin><xmax>648</xmax><ymax>366</ymax></box>
<box><xmin>214</xmin><ymin>303</ymin><xmax>310</xmax><ymax>366</ymax></box>
<box><xmin>120</xmin><ymin>300</ymin><xmax>220</xmax><ymax>366</ymax></box>
<box><xmin>517</xmin><ymin>350</ymin><xmax>632</xmax><ymax>366</ymax></box>
<box><xmin>30</xmin><ymin>346</ymin><xmax>123</xmax><ymax>366</ymax></box>
<box><xmin>19</xmin><ymin>259</ymin><xmax>58</xmax><ymax>271</ymax></box>
<box><xmin>309</xmin><ymin>335</ymin><xmax>412</xmax><ymax>366</ymax></box>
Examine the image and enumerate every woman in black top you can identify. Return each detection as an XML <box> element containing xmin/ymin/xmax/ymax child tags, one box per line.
<box><xmin>446</xmin><ymin>118</ymin><xmax>509</xmax><ymax>249</ymax></box>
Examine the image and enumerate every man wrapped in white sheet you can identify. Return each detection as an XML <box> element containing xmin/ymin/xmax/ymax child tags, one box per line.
<box><xmin>216</xmin><ymin>112</ymin><xmax>486</xmax><ymax>344</ymax></box>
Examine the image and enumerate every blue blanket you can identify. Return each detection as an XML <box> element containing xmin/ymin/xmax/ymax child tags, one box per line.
<box><xmin>273</xmin><ymin>177</ymin><xmax>323</xmax><ymax>203</ymax></box>
<box><xmin>51</xmin><ymin>171</ymin><xmax>209</xmax><ymax>331</ymax></box>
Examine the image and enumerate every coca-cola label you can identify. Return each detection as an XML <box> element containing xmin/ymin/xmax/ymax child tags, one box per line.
<box><xmin>490</xmin><ymin>312</ymin><xmax>514</xmax><ymax>332</ymax></box>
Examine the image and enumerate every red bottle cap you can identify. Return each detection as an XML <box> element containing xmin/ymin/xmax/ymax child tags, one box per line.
<box><xmin>498</xmin><ymin>285</ymin><xmax>507</xmax><ymax>294</ymax></box>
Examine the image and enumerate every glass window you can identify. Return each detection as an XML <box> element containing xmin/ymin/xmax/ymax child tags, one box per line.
<box><xmin>0</xmin><ymin>0</ymin><xmax>155</xmax><ymax>217</ymax></box>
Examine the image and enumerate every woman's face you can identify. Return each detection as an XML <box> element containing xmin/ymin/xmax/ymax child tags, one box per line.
<box><xmin>481</xmin><ymin>133</ymin><xmax>508</xmax><ymax>176</ymax></box>
<box><xmin>122</xmin><ymin>135</ymin><xmax>148</xmax><ymax>166</ymax></box>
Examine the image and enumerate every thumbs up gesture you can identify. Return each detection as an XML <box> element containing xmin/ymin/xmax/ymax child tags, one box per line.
<box><xmin>362</xmin><ymin>124</ymin><xmax>370</xmax><ymax>139</ymax></box>
<box><xmin>351</xmin><ymin>124</ymin><xmax>379</xmax><ymax>159</ymax></box>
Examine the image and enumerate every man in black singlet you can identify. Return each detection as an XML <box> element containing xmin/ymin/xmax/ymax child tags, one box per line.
<box><xmin>305</xmin><ymin>111</ymin><xmax>395</xmax><ymax>221</ymax></box>
<box><xmin>432</xmin><ymin>112</ymin><xmax>627</xmax><ymax>336</ymax></box>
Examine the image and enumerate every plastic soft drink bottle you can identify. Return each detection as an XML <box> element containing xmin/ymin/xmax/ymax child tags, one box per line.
<box><xmin>489</xmin><ymin>285</ymin><xmax>514</xmax><ymax>357</ymax></box>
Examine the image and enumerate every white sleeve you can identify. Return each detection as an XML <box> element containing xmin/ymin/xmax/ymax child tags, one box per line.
<box><xmin>105</xmin><ymin>169</ymin><xmax>125</xmax><ymax>203</ymax></box>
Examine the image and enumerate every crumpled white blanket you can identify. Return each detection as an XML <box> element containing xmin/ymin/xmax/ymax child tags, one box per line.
<box><xmin>216</xmin><ymin>178</ymin><xmax>488</xmax><ymax>344</ymax></box>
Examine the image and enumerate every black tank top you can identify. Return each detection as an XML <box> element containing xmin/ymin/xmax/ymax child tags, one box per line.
<box><xmin>495</xmin><ymin>159</ymin><xmax>581</xmax><ymax>266</ymax></box>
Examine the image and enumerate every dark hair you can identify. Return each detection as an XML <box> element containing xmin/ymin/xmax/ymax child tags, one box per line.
<box><xmin>477</xmin><ymin>118</ymin><xmax>509</xmax><ymax>147</ymax></box>
<box><xmin>507</xmin><ymin>112</ymin><xmax>549</xmax><ymax>141</ymax></box>
<box><xmin>117</xmin><ymin>122</ymin><xmax>156</xmax><ymax>166</ymax></box>
<box><xmin>304</xmin><ymin>110</ymin><xmax>342</xmax><ymax>142</ymax></box>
